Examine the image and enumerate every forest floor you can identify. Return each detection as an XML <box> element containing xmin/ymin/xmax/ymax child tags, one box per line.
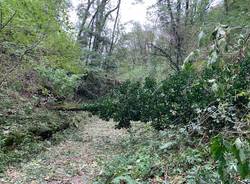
<box><xmin>1</xmin><ymin>113</ymin><xmax>127</xmax><ymax>184</ymax></box>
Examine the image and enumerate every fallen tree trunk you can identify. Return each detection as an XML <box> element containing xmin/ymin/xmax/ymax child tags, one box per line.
<box><xmin>46</xmin><ymin>104</ymin><xmax>86</xmax><ymax>111</ymax></box>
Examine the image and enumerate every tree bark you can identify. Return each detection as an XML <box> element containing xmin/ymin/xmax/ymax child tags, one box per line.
<box><xmin>166</xmin><ymin>0</ymin><xmax>181</xmax><ymax>71</ymax></box>
<box><xmin>224</xmin><ymin>0</ymin><xmax>229</xmax><ymax>14</ymax></box>
<box><xmin>77</xmin><ymin>0</ymin><xmax>95</xmax><ymax>45</ymax></box>
<box><xmin>185</xmin><ymin>0</ymin><xmax>190</xmax><ymax>26</ymax></box>
<box><xmin>108</xmin><ymin>0</ymin><xmax>121</xmax><ymax>55</ymax></box>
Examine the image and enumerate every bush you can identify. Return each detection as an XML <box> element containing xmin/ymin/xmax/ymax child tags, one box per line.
<box><xmin>36</xmin><ymin>66</ymin><xmax>82</xmax><ymax>98</ymax></box>
<box><xmin>83</xmin><ymin>57</ymin><xmax>250</xmax><ymax>130</ymax></box>
<box><xmin>211</xmin><ymin>136</ymin><xmax>250</xmax><ymax>181</ymax></box>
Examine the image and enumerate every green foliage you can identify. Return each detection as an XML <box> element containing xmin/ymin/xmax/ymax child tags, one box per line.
<box><xmin>43</xmin><ymin>31</ymin><xmax>83</xmax><ymax>74</ymax></box>
<box><xmin>207</xmin><ymin>0</ymin><xmax>250</xmax><ymax>27</ymax></box>
<box><xmin>0</xmin><ymin>0</ymin><xmax>83</xmax><ymax>75</ymax></box>
<box><xmin>211</xmin><ymin>136</ymin><xmax>250</xmax><ymax>182</ymax></box>
<box><xmin>83</xmin><ymin>26</ymin><xmax>250</xmax><ymax>183</ymax></box>
<box><xmin>0</xmin><ymin>0</ymin><xmax>249</xmax><ymax>182</ymax></box>
<box><xmin>0</xmin><ymin>88</ymin><xmax>76</xmax><ymax>172</ymax></box>
<box><xmin>36</xmin><ymin>65</ymin><xmax>82</xmax><ymax>98</ymax></box>
<box><xmin>0</xmin><ymin>0</ymin><xmax>69</xmax><ymax>49</ymax></box>
<box><xmin>83</xmin><ymin>56</ymin><xmax>250</xmax><ymax>130</ymax></box>
<box><xmin>94</xmin><ymin>125</ymin><xmax>163</xmax><ymax>183</ymax></box>
<box><xmin>94</xmin><ymin>124</ymin><xmax>223</xmax><ymax>183</ymax></box>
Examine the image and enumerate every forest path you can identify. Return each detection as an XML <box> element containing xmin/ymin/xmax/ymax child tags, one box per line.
<box><xmin>2</xmin><ymin>113</ymin><xmax>127</xmax><ymax>184</ymax></box>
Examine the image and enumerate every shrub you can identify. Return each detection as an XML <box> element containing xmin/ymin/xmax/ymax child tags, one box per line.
<box><xmin>211</xmin><ymin>136</ymin><xmax>250</xmax><ymax>182</ymax></box>
<box><xmin>36</xmin><ymin>65</ymin><xmax>81</xmax><ymax>98</ymax></box>
<box><xmin>83</xmin><ymin>57</ymin><xmax>250</xmax><ymax>130</ymax></box>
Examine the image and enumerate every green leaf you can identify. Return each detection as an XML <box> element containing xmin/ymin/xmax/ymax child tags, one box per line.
<box><xmin>231</xmin><ymin>138</ymin><xmax>249</xmax><ymax>179</ymax></box>
<box><xmin>238</xmin><ymin>162</ymin><xmax>249</xmax><ymax>178</ymax></box>
<box><xmin>211</xmin><ymin>136</ymin><xmax>226</xmax><ymax>161</ymax></box>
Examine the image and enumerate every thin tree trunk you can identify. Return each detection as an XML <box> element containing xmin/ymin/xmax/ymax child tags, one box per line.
<box><xmin>190</xmin><ymin>0</ymin><xmax>197</xmax><ymax>25</ymax></box>
<box><xmin>77</xmin><ymin>0</ymin><xmax>95</xmax><ymax>44</ymax></box>
<box><xmin>224</xmin><ymin>0</ymin><xmax>229</xmax><ymax>14</ymax></box>
<box><xmin>166</xmin><ymin>0</ymin><xmax>181</xmax><ymax>71</ymax></box>
<box><xmin>176</xmin><ymin>0</ymin><xmax>182</xmax><ymax>68</ymax></box>
<box><xmin>185</xmin><ymin>0</ymin><xmax>190</xmax><ymax>26</ymax></box>
<box><xmin>109</xmin><ymin>0</ymin><xmax>121</xmax><ymax>55</ymax></box>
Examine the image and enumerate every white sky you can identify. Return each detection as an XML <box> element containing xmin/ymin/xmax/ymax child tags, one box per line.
<box><xmin>69</xmin><ymin>0</ymin><xmax>156</xmax><ymax>25</ymax></box>
<box><xmin>69</xmin><ymin>0</ymin><xmax>222</xmax><ymax>29</ymax></box>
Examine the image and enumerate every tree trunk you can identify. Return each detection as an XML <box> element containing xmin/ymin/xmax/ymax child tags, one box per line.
<box><xmin>77</xmin><ymin>0</ymin><xmax>95</xmax><ymax>46</ymax></box>
<box><xmin>166</xmin><ymin>0</ymin><xmax>181</xmax><ymax>71</ymax></box>
<box><xmin>185</xmin><ymin>0</ymin><xmax>190</xmax><ymax>26</ymax></box>
<box><xmin>109</xmin><ymin>0</ymin><xmax>121</xmax><ymax>55</ymax></box>
<box><xmin>224</xmin><ymin>0</ymin><xmax>229</xmax><ymax>14</ymax></box>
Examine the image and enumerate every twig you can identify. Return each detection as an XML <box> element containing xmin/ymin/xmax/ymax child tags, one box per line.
<box><xmin>0</xmin><ymin>11</ymin><xmax>17</xmax><ymax>31</ymax></box>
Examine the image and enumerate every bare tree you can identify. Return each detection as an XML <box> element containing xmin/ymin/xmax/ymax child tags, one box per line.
<box><xmin>77</xmin><ymin>0</ymin><xmax>95</xmax><ymax>46</ymax></box>
<box><xmin>150</xmin><ymin>0</ymin><xmax>213</xmax><ymax>72</ymax></box>
<box><xmin>77</xmin><ymin>0</ymin><xmax>122</xmax><ymax>66</ymax></box>
<box><xmin>152</xmin><ymin>0</ymin><xmax>184</xmax><ymax>71</ymax></box>
<box><xmin>109</xmin><ymin>0</ymin><xmax>121</xmax><ymax>55</ymax></box>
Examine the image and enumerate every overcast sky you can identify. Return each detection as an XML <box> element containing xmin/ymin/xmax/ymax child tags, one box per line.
<box><xmin>69</xmin><ymin>0</ymin><xmax>156</xmax><ymax>25</ymax></box>
<box><xmin>69</xmin><ymin>0</ymin><xmax>222</xmax><ymax>28</ymax></box>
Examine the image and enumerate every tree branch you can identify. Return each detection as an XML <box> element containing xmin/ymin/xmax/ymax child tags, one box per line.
<box><xmin>0</xmin><ymin>11</ymin><xmax>17</xmax><ymax>31</ymax></box>
<box><xmin>149</xmin><ymin>43</ymin><xmax>179</xmax><ymax>71</ymax></box>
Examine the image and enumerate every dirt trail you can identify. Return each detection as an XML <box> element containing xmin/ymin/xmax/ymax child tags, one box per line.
<box><xmin>1</xmin><ymin>113</ymin><xmax>127</xmax><ymax>184</ymax></box>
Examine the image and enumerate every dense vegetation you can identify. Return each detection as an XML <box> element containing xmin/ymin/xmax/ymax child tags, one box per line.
<box><xmin>0</xmin><ymin>0</ymin><xmax>84</xmax><ymax>172</ymax></box>
<box><xmin>80</xmin><ymin>2</ymin><xmax>250</xmax><ymax>182</ymax></box>
<box><xmin>83</xmin><ymin>26</ymin><xmax>250</xmax><ymax>182</ymax></box>
<box><xmin>84</xmin><ymin>55</ymin><xmax>250</xmax><ymax>130</ymax></box>
<box><xmin>0</xmin><ymin>0</ymin><xmax>249</xmax><ymax>183</ymax></box>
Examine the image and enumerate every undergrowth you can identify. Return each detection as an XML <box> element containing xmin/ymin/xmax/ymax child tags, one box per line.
<box><xmin>94</xmin><ymin>123</ymin><xmax>249</xmax><ymax>184</ymax></box>
<box><xmin>83</xmin><ymin>26</ymin><xmax>250</xmax><ymax>183</ymax></box>
<box><xmin>0</xmin><ymin>88</ymin><xmax>80</xmax><ymax>172</ymax></box>
<box><xmin>83</xmin><ymin>57</ymin><xmax>250</xmax><ymax>130</ymax></box>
